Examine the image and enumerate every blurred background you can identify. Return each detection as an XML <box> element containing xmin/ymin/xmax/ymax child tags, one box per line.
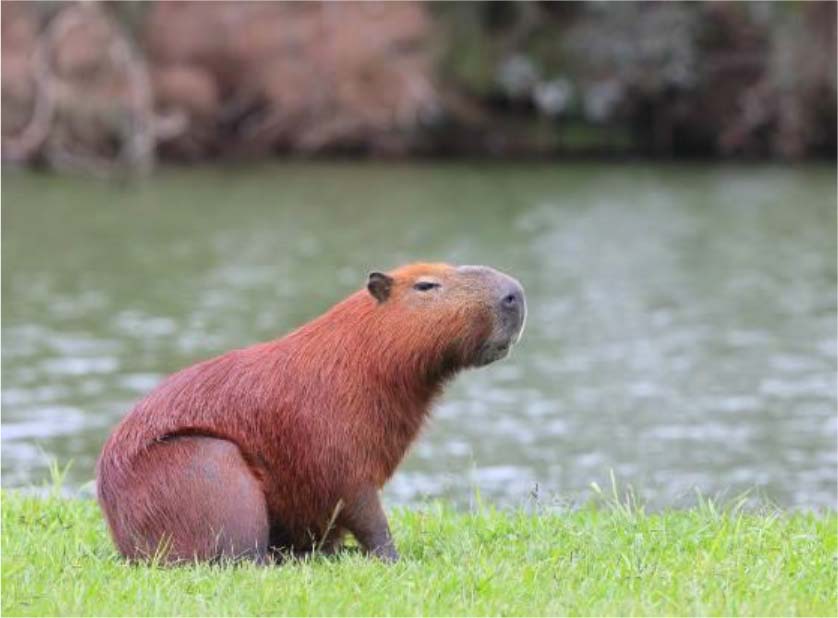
<box><xmin>2</xmin><ymin>1</ymin><xmax>836</xmax><ymax>510</ymax></box>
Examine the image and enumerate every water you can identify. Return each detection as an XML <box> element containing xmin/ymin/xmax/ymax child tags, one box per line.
<box><xmin>2</xmin><ymin>162</ymin><xmax>836</xmax><ymax>509</ymax></box>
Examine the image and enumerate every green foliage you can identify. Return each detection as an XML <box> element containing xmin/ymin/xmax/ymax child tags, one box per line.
<box><xmin>2</xmin><ymin>490</ymin><xmax>835</xmax><ymax>616</ymax></box>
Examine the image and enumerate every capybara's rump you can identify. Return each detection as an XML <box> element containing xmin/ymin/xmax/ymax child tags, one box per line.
<box><xmin>98</xmin><ymin>436</ymin><xmax>269</xmax><ymax>563</ymax></box>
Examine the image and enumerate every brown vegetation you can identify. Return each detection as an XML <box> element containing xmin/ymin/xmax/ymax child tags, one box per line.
<box><xmin>2</xmin><ymin>1</ymin><xmax>834</xmax><ymax>174</ymax></box>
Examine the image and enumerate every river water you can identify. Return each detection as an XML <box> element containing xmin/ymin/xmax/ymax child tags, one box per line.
<box><xmin>2</xmin><ymin>162</ymin><xmax>836</xmax><ymax>509</ymax></box>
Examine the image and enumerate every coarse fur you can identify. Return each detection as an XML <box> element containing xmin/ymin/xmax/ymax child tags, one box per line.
<box><xmin>97</xmin><ymin>262</ymin><xmax>525</xmax><ymax>563</ymax></box>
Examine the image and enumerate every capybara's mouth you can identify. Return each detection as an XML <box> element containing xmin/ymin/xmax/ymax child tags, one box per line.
<box><xmin>473</xmin><ymin>340</ymin><xmax>513</xmax><ymax>367</ymax></box>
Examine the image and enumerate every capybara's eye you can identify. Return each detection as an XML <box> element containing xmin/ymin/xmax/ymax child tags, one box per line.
<box><xmin>413</xmin><ymin>281</ymin><xmax>440</xmax><ymax>292</ymax></box>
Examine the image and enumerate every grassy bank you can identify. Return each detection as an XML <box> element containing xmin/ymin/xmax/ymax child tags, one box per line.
<box><xmin>2</xmin><ymin>490</ymin><xmax>835</xmax><ymax>616</ymax></box>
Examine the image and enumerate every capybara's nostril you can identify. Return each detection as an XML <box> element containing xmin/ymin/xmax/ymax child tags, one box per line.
<box><xmin>497</xmin><ymin>280</ymin><xmax>526</xmax><ymax>338</ymax></box>
<box><xmin>500</xmin><ymin>286</ymin><xmax>523</xmax><ymax>314</ymax></box>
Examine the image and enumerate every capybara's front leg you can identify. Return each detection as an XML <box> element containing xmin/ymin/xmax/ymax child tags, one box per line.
<box><xmin>340</xmin><ymin>486</ymin><xmax>399</xmax><ymax>562</ymax></box>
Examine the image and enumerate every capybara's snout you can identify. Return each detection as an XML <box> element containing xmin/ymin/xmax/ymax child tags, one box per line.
<box><xmin>457</xmin><ymin>265</ymin><xmax>527</xmax><ymax>366</ymax></box>
<box><xmin>496</xmin><ymin>274</ymin><xmax>526</xmax><ymax>343</ymax></box>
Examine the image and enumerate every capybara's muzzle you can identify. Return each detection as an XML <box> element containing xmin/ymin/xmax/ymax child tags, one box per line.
<box><xmin>458</xmin><ymin>265</ymin><xmax>527</xmax><ymax>366</ymax></box>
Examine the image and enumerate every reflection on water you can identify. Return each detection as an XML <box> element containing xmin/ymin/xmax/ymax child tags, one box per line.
<box><xmin>2</xmin><ymin>163</ymin><xmax>836</xmax><ymax>509</ymax></box>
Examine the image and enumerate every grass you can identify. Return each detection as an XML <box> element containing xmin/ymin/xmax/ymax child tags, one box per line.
<box><xmin>1</xmin><ymin>482</ymin><xmax>836</xmax><ymax>617</ymax></box>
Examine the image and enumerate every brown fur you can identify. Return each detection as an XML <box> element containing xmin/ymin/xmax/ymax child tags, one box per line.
<box><xmin>97</xmin><ymin>262</ymin><xmax>524</xmax><ymax>563</ymax></box>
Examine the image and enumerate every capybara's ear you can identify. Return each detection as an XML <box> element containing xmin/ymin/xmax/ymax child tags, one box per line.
<box><xmin>367</xmin><ymin>272</ymin><xmax>394</xmax><ymax>303</ymax></box>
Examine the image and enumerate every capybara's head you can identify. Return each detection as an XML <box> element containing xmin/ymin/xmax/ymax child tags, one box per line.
<box><xmin>365</xmin><ymin>263</ymin><xmax>526</xmax><ymax>371</ymax></box>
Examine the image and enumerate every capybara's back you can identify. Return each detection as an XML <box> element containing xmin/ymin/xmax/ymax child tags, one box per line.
<box><xmin>97</xmin><ymin>263</ymin><xmax>526</xmax><ymax>563</ymax></box>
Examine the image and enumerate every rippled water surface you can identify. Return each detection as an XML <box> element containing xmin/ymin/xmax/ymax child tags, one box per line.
<box><xmin>3</xmin><ymin>163</ymin><xmax>836</xmax><ymax>508</ymax></box>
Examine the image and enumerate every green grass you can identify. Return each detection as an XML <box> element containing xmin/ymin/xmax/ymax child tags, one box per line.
<box><xmin>2</xmin><ymin>487</ymin><xmax>836</xmax><ymax>616</ymax></box>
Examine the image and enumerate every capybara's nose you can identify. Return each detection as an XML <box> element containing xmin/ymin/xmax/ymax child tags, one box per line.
<box><xmin>456</xmin><ymin>264</ymin><xmax>527</xmax><ymax>335</ymax></box>
<box><xmin>499</xmin><ymin>279</ymin><xmax>526</xmax><ymax>327</ymax></box>
<box><xmin>501</xmin><ymin>287</ymin><xmax>523</xmax><ymax>312</ymax></box>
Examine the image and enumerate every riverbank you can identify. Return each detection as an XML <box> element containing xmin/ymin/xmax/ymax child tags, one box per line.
<box><xmin>2</xmin><ymin>490</ymin><xmax>835</xmax><ymax>616</ymax></box>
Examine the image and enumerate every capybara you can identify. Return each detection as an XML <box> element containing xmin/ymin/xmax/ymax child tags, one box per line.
<box><xmin>97</xmin><ymin>263</ymin><xmax>526</xmax><ymax>563</ymax></box>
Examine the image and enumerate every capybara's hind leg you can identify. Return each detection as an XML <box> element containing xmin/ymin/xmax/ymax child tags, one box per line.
<box><xmin>99</xmin><ymin>436</ymin><xmax>269</xmax><ymax>564</ymax></box>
